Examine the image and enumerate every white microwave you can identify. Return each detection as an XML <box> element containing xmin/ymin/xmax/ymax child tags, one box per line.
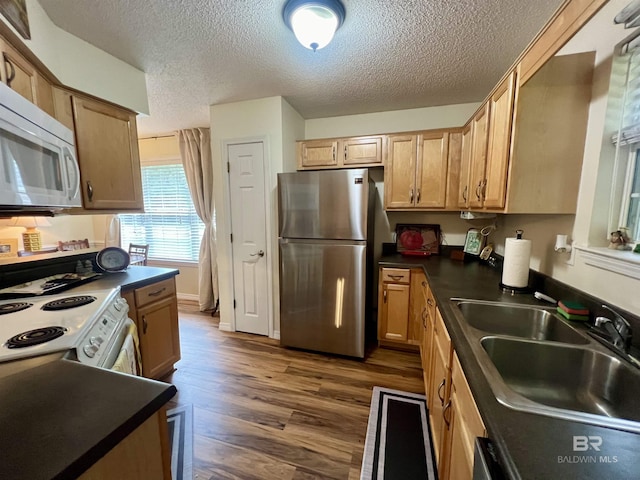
<box><xmin>0</xmin><ymin>82</ymin><xmax>81</xmax><ymax>210</ymax></box>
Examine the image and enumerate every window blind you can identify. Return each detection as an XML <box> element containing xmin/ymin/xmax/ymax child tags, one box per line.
<box><xmin>120</xmin><ymin>164</ymin><xmax>204</xmax><ymax>262</ymax></box>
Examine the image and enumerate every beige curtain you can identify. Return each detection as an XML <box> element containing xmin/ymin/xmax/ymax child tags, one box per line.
<box><xmin>178</xmin><ymin>128</ymin><xmax>218</xmax><ymax>311</ymax></box>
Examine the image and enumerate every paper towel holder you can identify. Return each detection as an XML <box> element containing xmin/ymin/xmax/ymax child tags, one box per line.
<box><xmin>554</xmin><ymin>234</ymin><xmax>572</xmax><ymax>253</ymax></box>
<box><xmin>498</xmin><ymin>282</ymin><xmax>530</xmax><ymax>295</ymax></box>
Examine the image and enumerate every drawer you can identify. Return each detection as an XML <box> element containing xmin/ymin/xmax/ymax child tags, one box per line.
<box><xmin>134</xmin><ymin>277</ymin><xmax>176</xmax><ymax>307</ymax></box>
<box><xmin>381</xmin><ymin>268</ymin><xmax>410</xmax><ymax>284</ymax></box>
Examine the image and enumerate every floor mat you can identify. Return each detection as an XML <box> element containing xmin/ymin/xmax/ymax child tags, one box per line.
<box><xmin>166</xmin><ymin>404</ymin><xmax>194</xmax><ymax>480</ymax></box>
<box><xmin>360</xmin><ymin>387</ymin><xmax>436</xmax><ymax>480</ymax></box>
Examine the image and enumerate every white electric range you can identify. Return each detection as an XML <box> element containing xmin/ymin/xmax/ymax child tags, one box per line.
<box><xmin>0</xmin><ymin>287</ymin><xmax>131</xmax><ymax>368</ymax></box>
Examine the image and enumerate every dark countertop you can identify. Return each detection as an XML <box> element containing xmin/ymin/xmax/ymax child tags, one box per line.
<box><xmin>0</xmin><ymin>265</ymin><xmax>180</xmax><ymax>480</ymax></box>
<box><xmin>74</xmin><ymin>265</ymin><xmax>180</xmax><ymax>293</ymax></box>
<box><xmin>379</xmin><ymin>254</ymin><xmax>640</xmax><ymax>480</ymax></box>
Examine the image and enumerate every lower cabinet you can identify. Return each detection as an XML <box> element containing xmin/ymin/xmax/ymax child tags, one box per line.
<box><xmin>377</xmin><ymin>267</ymin><xmax>424</xmax><ymax>348</ymax></box>
<box><xmin>79</xmin><ymin>408</ymin><xmax>171</xmax><ymax>480</ymax></box>
<box><xmin>421</xmin><ymin>277</ymin><xmax>487</xmax><ymax>480</ymax></box>
<box><xmin>122</xmin><ymin>277</ymin><xmax>181</xmax><ymax>379</ymax></box>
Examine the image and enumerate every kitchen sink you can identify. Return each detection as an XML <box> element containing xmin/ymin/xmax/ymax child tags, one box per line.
<box><xmin>481</xmin><ymin>336</ymin><xmax>640</xmax><ymax>427</ymax></box>
<box><xmin>455</xmin><ymin>300</ymin><xmax>589</xmax><ymax>344</ymax></box>
<box><xmin>449</xmin><ymin>298</ymin><xmax>640</xmax><ymax>432</ymax></box>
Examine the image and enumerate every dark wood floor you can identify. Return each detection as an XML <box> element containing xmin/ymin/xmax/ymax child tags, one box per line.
<box><xmin>166</xmin><ymin>305</ymin><xmax>424</xmax><ymax>480</ymax></box>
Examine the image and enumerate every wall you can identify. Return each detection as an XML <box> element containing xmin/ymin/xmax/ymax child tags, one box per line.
<box><xmin>489</xmin><ymin>0</ymin><xmax>640</xmax><ymax>314</ymax></box>
<box><xmin>210</xmin><ymin>96</ymin><xmax>305</xmax><ymax>335</ymax></box>
<box><xmin>0</xmin><ymin>0</ymin><xmax>148</xmax><ymax>113</ymax></box>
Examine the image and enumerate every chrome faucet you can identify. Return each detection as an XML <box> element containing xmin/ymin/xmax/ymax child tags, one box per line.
<box><xmin>594</xmin><ymin>304</ymin><xmax>633</xmax><ymax>353</ymax></box>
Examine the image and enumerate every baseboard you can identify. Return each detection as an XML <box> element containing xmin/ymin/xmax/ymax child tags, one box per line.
<box><xmin>177</xmin><ymin>293</ymin><xmax>199</xmax><ymax>303</ymax></box>
<box><xmin>272</xmin><ymin>330</ymin><xmax>280</xmax><ymax>340</ymax></box>
<box><xmin>218</xmin><ymin>322</ymin><xmax>232</xmax><ymax>331</ymax></box>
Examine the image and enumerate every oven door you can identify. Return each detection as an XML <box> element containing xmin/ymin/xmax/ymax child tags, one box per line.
<box><xmin>100</xmin><ymin>318</ymin><xmax>141</xmax><ymax>375</ymax></box>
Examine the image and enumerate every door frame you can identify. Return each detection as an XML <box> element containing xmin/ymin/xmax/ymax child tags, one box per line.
<box><xmin>221</xmin><ymin>136</ymin><xmax>275</xmax><ymax>338</ymax></box>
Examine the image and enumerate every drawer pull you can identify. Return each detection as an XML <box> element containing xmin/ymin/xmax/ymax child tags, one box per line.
<box><xmin>388</xmin><ymin>274</ymin><xmax>405</xmax><ymax>281</ymax></box>
<box><xmin>142</xmin><ymin>315</ymin><xmax>148</xmax><ymax>334</ymax></box>
<box><xmin>443</xmin><ymin>400</ymin><xmax>452</xmax><ymax>427</ymax></box>
<box><xmin>421</xmin><ymin>281</ymin><xmax>427</xmax><ymax>288</ymax></box>
<box><xmin>437</xmin><ymin>379</ymin><xmax>446</xmax><ymax>404</ymax></box>
<box><xmin>148</xmin><ymin>287</ymin><xmax>166</xmax><ymax>297</ymax></box>
<box><xmin>427</xmin><ymin>298</ymin><xmax>434</xmax><ymax>307</ymax></box>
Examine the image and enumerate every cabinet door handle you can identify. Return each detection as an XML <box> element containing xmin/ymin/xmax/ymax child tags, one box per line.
<box><xmin>462</xmin><ymin>185</ymin><xmax>468</xmax><ymax>202</ymax></box>
<box><xmin>427</xmin><ymin>298</ymin><xmax>434</xmax><ymax>307</ymax></box>
<box><xmin>437</xmin><ymin>379</ymin><xmax>446</xmax><ymax>404</ymax></box>
<box><xmin>332</xmin><ymin>146</ymin><xmax>336</xmax><ymax>162</ymax></box>
<box><xmin>344</xmin><ymin>145</ymin><xmax>347</xmax><ymax>160</ymax></box>
<box><xmin>86</xmin><ymin>181</ymin><xmax>94</xmax><ymax>201</ymax></box>
<box><xmin>481</xmin><ymin>179</ymin><xmax>487</xmax><ymax>199</ymax></box>
<box><xmin>443</xmin><ymin>400</ymin><xmax>452</xmax><ymax>427</ymax></box>
<box><xmin>475</xmin><ymin>181</ymin><xmax>482</xmax><ymax>200</ymax></box>
<box><xmin>148</xmin><ymin>287</ymin><xmax>166</xmax><ymax>297</ymax></box>
<box><xmin>383</xmin><ymin>290</ymin><xmax>387</xmax><ymax>303</ymax></box>
<box><xmin>142</xmin><ymin>315</ymin><xmax>148</xmax><ymax>334</ymax></box>
<box><xmin>5</xmin><ymin>59</ymin><xmax>15</xmax><ymax>85</ymax></box>
<box><xmin>421</xmin><ymin>307</ymin><xmax>427</xmax><ymax>328</ymax></box>
<box><xmin>416</xmin><ymin>188</ymin><xmax>421</xmax><ymax>203</ymax></box>
<box><xmin>421</xmin><ymin>281</ymin><xmax>427</xmax><ymax>288</ymax></box>
<box><xmin>409</xmin><ymin>188</ymin><xmax>414</xmax><ymax>203</ymax></box>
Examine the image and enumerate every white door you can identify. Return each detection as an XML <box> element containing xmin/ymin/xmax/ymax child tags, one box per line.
<box><xmin>228</xmin><ymin>142</ymin><xmax>269</xmax><ymax>335</ymax></box>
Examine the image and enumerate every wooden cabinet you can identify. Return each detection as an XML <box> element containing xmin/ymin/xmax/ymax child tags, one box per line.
<box><xmin>297</xmin><ymin>135</ymin><xmax>384</xmax><ymax>169</ymax></box>
<box><xmin>123</xmin><ymin>277</ymin><xmax>181</xmax><ymax>379</ymax></box>
<box><xmin>52</xmin><ymin>87</ymin><xmax>144</xmax><ymax>211</ymax></box>
<box><xmin>79</xmin><ymin>409</ymin><xmax>171</xmax><ymax>480</ymax></box>
<box><xmin>457</xmin><ymin>123</ymin><xmax>473</xmax><ymax>208</ymax></box>
<box><xmin>419</xmin><ymin>276</ymin><xmax>487</xmax><ymax>480</ymax></box>
<box><xmin>378</xmin><ymin>268</ymin><xmax>411</xmax><ymax>343</ymax></box>
<box><xmin>468</xmin><ymin>104</ymin><xmax>490</xmax><ymax>209</ymax></box>
<box><xmin>385</xmin><ymin>129</ymin><xmax>460</xmax><ymax>210</ymax></box>
<box><xmin>0</xmin><ymin>38</ymin><xmax>55</xmax><ymax>117</ymax></box>
<box><xmin>460</xmin><ymin>52</ymin><xmax>594</xmax><ymax>214</ymax></box>
<box><xmin>428</xmin><ymin>308</ymin><xmax>452</xmax><ymax>471</ymax></box>
<box><xmin>441</xmin><ymin>353</ymin><xmax>487</xmax><ymax>480</ymax></box>
<box><xmin>378</xmin><ymin>267</ymin><xmax>426</xmax><ymax>348</ymax></box>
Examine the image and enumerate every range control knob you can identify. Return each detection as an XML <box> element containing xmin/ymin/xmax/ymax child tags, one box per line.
<box><xmin>83</xmin><ymin>344</ymin><xmax>99</xmax><ymax>358</ymax></box>
<box><xmin>90</xmin><ymin>336</ymin><xmax>104</xmax><ymax>347</ymax></box>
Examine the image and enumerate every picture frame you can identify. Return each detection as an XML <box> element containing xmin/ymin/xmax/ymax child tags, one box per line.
<box><xmin>0</xmin><ymin>238</ymin><xmax>18</xmax><ymax>258</ymax></box>
<box><xmin>395</xmin><ymin>224</ymin><xmax>440</xmax><ymax>255</ymax></box>
<box><xmin>0</xmin><ymin>0</ymin><xmax>30</xmax><ymax>40</ymax></box>
<box><xmin>463</xmin><ymin>228</ymin><xmax>484</xmax><ymax>256</ymax></box>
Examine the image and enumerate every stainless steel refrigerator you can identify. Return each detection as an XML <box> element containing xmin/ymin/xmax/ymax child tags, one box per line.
<box><xmin>278</xmin><ymin>169</ymin><xmax>375</xmax><ymax>358</ymax></box>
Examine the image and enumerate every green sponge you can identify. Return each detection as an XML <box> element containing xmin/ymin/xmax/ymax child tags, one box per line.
<box><xmin>557</xmin><ymin>307</ymin><xmax>589</xmax><ymax>322</ymax></box>
<box><xmin>558</xmin><ymin>300</ymin><xmax>589</xmax><ymax>315</ymax></box>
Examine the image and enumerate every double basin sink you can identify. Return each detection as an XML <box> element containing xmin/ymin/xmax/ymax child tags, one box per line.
<box><xmin>450</xmin><ymin>299</ymin><xmax>640</xmax><ymax>433</ymax></box>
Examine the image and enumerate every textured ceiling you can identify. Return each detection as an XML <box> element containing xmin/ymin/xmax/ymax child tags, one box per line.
<box><xmin>38</xmin><ymin>0</ymin><xmax>563</xmax><ymax>137</ymax></box>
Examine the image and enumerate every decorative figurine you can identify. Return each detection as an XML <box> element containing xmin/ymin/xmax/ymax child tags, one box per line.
<box><xmin>609</xmin><ymin>229</ymin><xmax>632</xmax><ymax>250</ymax></box>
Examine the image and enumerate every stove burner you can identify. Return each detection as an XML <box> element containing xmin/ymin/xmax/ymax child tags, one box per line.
<box><xmin>0</xmin><ymin>302</ymin><xmax>33</xmax><ymax>315</ymax></box>
<box><xmin>6</xmin><ymin>326</ymin><xmax>67</xmax><ymax>349</ymax></box>
<box><xmin>41</xmin><ymin>295</ymin><xmax>97</xmax><ymax>311</ymax></box>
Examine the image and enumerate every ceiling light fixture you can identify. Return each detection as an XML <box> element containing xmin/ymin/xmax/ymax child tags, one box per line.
<box><xmin>283</xmin><ymin>0</ymin><xmax>346</xmax><ymax>52</ymax></box>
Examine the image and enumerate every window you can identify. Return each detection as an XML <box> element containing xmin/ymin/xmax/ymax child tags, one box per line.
<box><xmin>610</xmin><ymin>33</ymin><xmax>640</xmax><ymax>243</ymax></box>
<box><xmin>120</xmin><ymin>162</ymin><xmax>204</xmax><ymax>262</ymax></box>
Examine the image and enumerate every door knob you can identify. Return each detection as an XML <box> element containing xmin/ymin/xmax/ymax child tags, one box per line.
<box><xmin>250</xmin><ymin>250</ymin><xmax>265</xmax><ymax>257</ymax></box>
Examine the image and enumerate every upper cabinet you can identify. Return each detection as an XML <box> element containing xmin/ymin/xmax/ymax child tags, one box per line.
<box><xmin>0</xmin><ymin>38</ymin><xmax>55</xmax><ymax>117</ymax></box>
<box><xmin>297</xmin><ymin>135</ymin><xmax>384</xmax><ymax>170</ymax></box>
<box><xmin>53</xmin><ymin>88</ymin><xmax>143</xmax><ymax>211</ymax></box>
<box><xmin>385</xmin><ymin>129</ymin><xmax>460</xmax><ymax>211</ymax></box>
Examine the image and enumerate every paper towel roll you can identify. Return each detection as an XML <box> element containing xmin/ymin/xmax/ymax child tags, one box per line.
<box><xmin>501</xmin><ymin>237</ymin><xmax>532</xmax><ymax>288</ymax></box>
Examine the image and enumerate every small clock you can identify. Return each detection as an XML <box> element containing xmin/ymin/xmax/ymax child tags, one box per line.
<box><xmin>96</xmin><ymin>247</ymin><xmax>130</xmax><ymax>272</ymax></box>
